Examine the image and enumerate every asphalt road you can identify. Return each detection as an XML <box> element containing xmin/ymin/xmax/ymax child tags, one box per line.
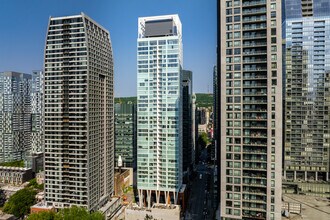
<box><xmin>185</xmin><ymin>149</ymin><xmax>214</xmax><ymax>220</ymax></box>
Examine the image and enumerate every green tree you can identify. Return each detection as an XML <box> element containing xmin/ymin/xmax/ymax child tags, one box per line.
<box><xmin>55</xmin><ymin>206</ymin><xmax>104</xmax><ymax>220</ymax></box>
<box><xmin>27</xmin><ymin>178</ymin><xmax>44</xmax><ymax>191</ymax></box>
<box><xmin>27</xmin><ymin>211</ymin><xmax>55</xmax><ymax>220</ymax></box>
<box><xmin>198</xmin><ymin>132</ymin><xmax>209</xmax><ymax>148</ymax></box>
<box><xmin>3</xmin><ymin>188</ymin><xmax>37</xmax><ymax>218</ymax></box>
<box><xmin>0</xmin><ymin>160</ymin><xmax>24</xmax><ymax>167</ymax></box>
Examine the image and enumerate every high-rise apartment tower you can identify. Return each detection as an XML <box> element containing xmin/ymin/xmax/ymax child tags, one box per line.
<box><xmin>31</xmin><ymin>70</ymin><xmax>44</xmax><ymax>154</ymax></box>
<box><xmin>284</xmin><ymin>0</ymin><xmax>330</xmax><ymax>195</ymax></box>
<box><xmin>0</xmin><ymin>72</ymin><xmax>31</xmax><ymax>162</ymax></box>
<box><xmin>137</xmin><ymin>15</ymin><xmax>183</xmax><ymax>208</ymax></box>
<box><xmin>44</xmin><ymin>13</ymin><xmax>114</xmax><ymax>210</ymax></box>
<box><xmin>217</xmin><ymin>0</ymin><xmax>283</xmax><ymax>219</ymax></box>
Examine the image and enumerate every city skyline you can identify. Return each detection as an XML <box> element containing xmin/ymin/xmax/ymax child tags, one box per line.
<box><xmin>0</xmin><ymin>0</ymin><xmax>216</xmax><ymax>97</ymax></box>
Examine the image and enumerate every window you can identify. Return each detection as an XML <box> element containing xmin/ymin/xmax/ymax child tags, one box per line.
<box><xmin>226</xmin><ymin>49</ymin><xmax>233</xmax><ymax>55</ymax></box>
<box><xmin>271</xmin><ymin>20</ymin><xmax>276</xmax><ymax>27</ymax></box>
<box><xmin>234</xmin><ymin>48</ymin><xmax>241</xmax><ymax>55</ymax></box>
<box><xmin>234</xmin><ymin>64</ymin><xmax>241</xmax><ymax>71</ymax></box>
<box><xmin>226</xmin><ymin>32</ymin><xmax>233</xmax><ymax>39</ymax></box>
<box><xmin>234</xmin><ymin>209</ymin><xmax>240</xmax><ymax>216</ymax></box>
<box><xmin>234</xmin><ymin>8</ymin><xmax>240</xmax><ymax>14</ymax></box>
<box><xmin>271</xmin><ymin>3</ymin><xmax>276</xmax><ymax>10</ymax></box>
<box><xmin>234</xmin><ymin>40</ymin><xmax>241</xmax><ymax>46</ymax></box>
<box><xmin>271</xmin><ymin>11</ymin><xmax>276</xmax><ymax>18</ymax></box>
<box><xmin>234</xmin><ymin>16</ymin><xmax>240</xmax><ymax>22</ymax></box>
<box><xmin>227</xmin><ymin>41</ymin><xmax>233</xmax><ymax>47</ymax></box>
<box><xmin>271</xmin><ymin>37</ymin><xmax>277</xmax><ymax>44</ymax></box>
<box><xmin>234</xmin><ymin>24</ymin><xmax>240</xmax><ymax>30</ymax></box>
<box><xmin>271</xmin><ymin>28</ymin><xmax>276</xmax><ymax>35</ymax></box>
<box><xmin>271</xmin><ymin>46</ymin><xmax>277</xmax><ymax>52</ymax></box>
<box><xmin>234</xmin><ymin>32</ymin><xmax>241</xmax><ymax>39</ymax></box>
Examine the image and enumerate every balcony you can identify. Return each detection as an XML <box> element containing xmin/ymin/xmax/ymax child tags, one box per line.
<box><xmin>243</xmin><ymin>148</ymin><xmax>267</xmax><ymax>155</ymax></box>
<box><xmin>243</xmin><ymin>50</ymin><xmax>267</xmax><ymax>56</ymax></box>
<box><xmin>243</xmin><ymin>33</ymin><xmax>267</xmax><ymax>39</ymax></box>
<box><xmin>243</xmin><ymin>16</ymin><xmax>267</xmax><ymax>23</ymax></box>
<box><xmin>243</xmin><ymin>139</ymin><xmax>267</xmax><ymax>146</ymax></box>
<box><xmin>243</xmin><ymin>58</ymin><xmax>267</xmax><ymax>64</ymax></box>
<box><xmin>243</xmin><ymin>24</ymin><xmax>267</xmax><ymax>31</ymax></box>
<box><xmin>243</xmin><ymin>42</ymin><xmax>267</xmax><ymax>47</ymax></box>
<box><xmin>242</xmin><ymin>8</ymin><xmax>267</xmax><ymax>15</ymax></box>
<box><xmin>243</xmin><ymin>83</ymin><xmax>267</xmax><ymax>87</ymax></box>
<box><xmin>242</xmin><ymin>0</ymin><xmax>266</xmax><ymax>7</ymax></box>
<box><xmin>243</xmin><ymin>74</ymin><xmax>267</xmax><ymax>79</ymax></box>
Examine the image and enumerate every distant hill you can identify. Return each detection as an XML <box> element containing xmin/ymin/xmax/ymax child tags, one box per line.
<box><xmin>114</xmin><ymin>93</ymin><xmax>213</xmax><ymax>108</ymax></box>
<box><xmin>195</xmin><ymin>93</ymin><xmax>213</xmax><ymax>108</ymax></box>
<box><xmin>114</xmin><ymin>97</ymin><xmax>137</xmax><ymax>104</ymax></box>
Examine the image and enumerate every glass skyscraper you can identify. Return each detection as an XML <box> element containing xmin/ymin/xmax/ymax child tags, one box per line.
<box><xmin>115</xmin><ymin>102</ymin><xmax>136</xmax><ymax>168</ymax></box>
<box><xmin>137</xmin><ymin>15</ymin><xmax>183</xmax><ymax>208</ymax></box>
<box><xmin>217</xmin><ymin>0</ymin><xmax>283</xmax><ymax>219</ymax></box>
<box><xmin>182</xmin><ymin>70</ymin><xmax>194</xmax><ymax>173</ymax></box>
<box><xmin>284</xmin><ymin>0</ymin><xmax>330</xmax><ymax>191</ymax></box>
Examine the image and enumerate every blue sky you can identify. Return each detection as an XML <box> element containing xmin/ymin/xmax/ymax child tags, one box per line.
<box><xmin>0</xmin><ymin>0</ymin><xmax>216</xmax><ymax>97</ymax></box>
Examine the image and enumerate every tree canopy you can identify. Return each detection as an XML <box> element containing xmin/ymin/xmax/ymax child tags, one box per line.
<box><xmin>27</xmin><ymin>178</ymin><xmax>44</xmax><ymax>190</ymax></box>
<box><xmin>3</xmin><ymin>187</ymin><xmax>37</xmax><ymax>218</ymax></box>
<box><xmin>198</xmin><ymin>132</ymin><xmax>210</xmax><ymax>148</ymax></box>
<box><xmin>27</xmin><ymin>211</ymin><xmax>55</xmax><ymax>220</ymax></box>
<box><xmin>27</xmin><ymin>206</ymin><xmax>104</xmax><ymax>220</ymax></box>
<box><xmin>0</xmin><ymin>160</ymin><xmax>24</xmax><ymax>167</ymax></box>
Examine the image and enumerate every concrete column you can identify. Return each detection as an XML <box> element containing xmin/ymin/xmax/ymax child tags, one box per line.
<box><xmin>326</xmin><ymin>172</ymin><xmax>329</xmax><ymax>181</ymax></box>
<box><xmin>294</xmin><ymin>171</ymin><xmax>296</xmax><ymax>181</ymax></box>
<box><xmin>165</xmin><ymin>191</ymin><xmax>169</xmax><ymax>206</ymax></box>
<box><xmin>315</xmin><ymin>171</ymin><xmax>318</xmax><ymax>181</ymax></box>
<box><xmin>147</xmin><ymin>190</ymin><xmax>151</xmax><ymax>209</ymax></box>
<box><xmin>138</xmin><ymin>189</ymin><xmax>143</xmax><ymax>207</ymax></box>
<box><xmin>156</xmin><ymin>190</ymin><xmax>160</xmax><ymax>204</ymax></box>
<box><xmin>305</xmin><ymin>171</ymin><xmax>307</xmax><ymax>181</ymax></box>
<box><xmin>174</xmin><ymin>191</ymin><xmax>178</xmax><ymax>204</ymax></box>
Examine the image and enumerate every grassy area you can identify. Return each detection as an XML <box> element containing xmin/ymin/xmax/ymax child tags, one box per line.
<box><xmin>0</xmin><ymin>160</ymin><xmax>24</xmax><ymax>167</ymax></box>
<box><xmin>115</xmin><ymin>93</ymin><xmax>214</xmax><ymax>108</ymax></box>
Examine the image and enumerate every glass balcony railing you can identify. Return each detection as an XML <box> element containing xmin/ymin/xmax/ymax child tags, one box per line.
<box><xmin>243</xmin><ymin>50</ymin><xmax>267</xmax><ymax>55</ymax></box>
<box><xmin>242</xmin><ymin>8</ymin><xmax>267</xmax><ymax>15</ymax></box>
<box><xmin>243</xmin><ymin>24</ymin><xmax>267</xmax><ymax>31</ymax></box>
<box><xmin>242</xmin><ymin>0</ymin><xmax>266</xmax><ymax>7</ymax></box>
<box><xmin>243</xmin><ymin>34</ymin><xmax>267</xmax><ymax>39</ymax></box>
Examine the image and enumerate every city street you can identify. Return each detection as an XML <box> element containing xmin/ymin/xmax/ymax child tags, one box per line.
<box><xmin>185</xmin><ymin>149</ymin><xmax>215</xmax><ymax>220</ymax></box>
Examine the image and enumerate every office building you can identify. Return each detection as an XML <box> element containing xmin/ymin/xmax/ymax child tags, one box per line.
<box><xmin>115</xmin><ymin>102</ymin><xmax>136</xmax><ymax>168</ymax></box>
<box><xmin>283</xmin><ymin>0</ymin><xmax>330</xmax><ymax>194</ymax></box>
<box><xmin>137</xmin><ymin>15</ymin><xmax>183</xmax><ymax>208</ymax></box>
<box><xmin>182</xmin><ymin>70</ymin><xmax>194</xmax><ymax>173</ymax></box>
<box><xmin>31</xmin><ymin>71</ymin><xmax>44</xmax><ymax>154</ymax></box>
<box><xmin>0</xmin><ymin>72</ymin><xmax>32</xmax><ymax>163</ymax></box>
<box><xmin>44</xmin><ymin>13</ymin><xmax>114</xmax><ymax>210</ymax></box>
<box><xmin>217</xmin><ymin>0</ymin><xmax>283</xmax><ymax>219</ymax></box>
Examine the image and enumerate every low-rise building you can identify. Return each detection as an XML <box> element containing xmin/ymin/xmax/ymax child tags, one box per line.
<box><xmin>114</xmin><ymin>168</ymin><xmax>133</xmax><ymax>196</ymax></box>
<box><xmin>125</xmin><ymin>204</ymin><xmax>181</xmax><ymax>220</ymax></box>
<box><xmin>0</xmin><ymin>166</ymin><xmax>33</xmax><ymax>185</ymax></box>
